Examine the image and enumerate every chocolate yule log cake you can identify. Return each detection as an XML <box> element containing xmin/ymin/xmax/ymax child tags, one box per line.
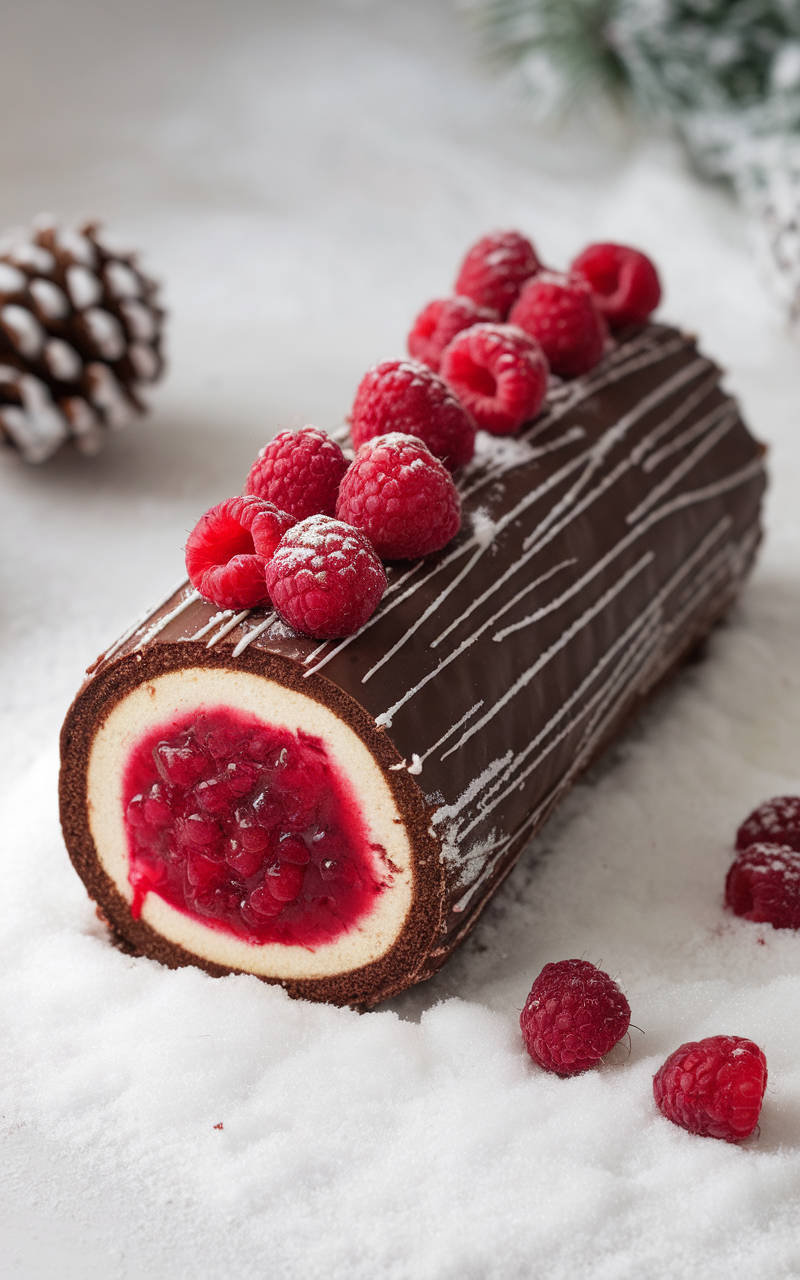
<box><xmin>59</xmin><ymin>323</ymin><xmax>766</xmax><ymax>1006</ymax></box>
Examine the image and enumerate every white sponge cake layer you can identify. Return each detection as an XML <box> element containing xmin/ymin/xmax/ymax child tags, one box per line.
<box><xmin>86</xmin><ymin>666</ymin><xmax>414</xmax><ymax>979</ymax></box>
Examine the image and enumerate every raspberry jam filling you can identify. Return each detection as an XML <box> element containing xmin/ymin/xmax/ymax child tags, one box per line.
<box><xmin>122</xmin><ymin>706</ymin><xmax>388</xmax><ymax>947</ymax></box>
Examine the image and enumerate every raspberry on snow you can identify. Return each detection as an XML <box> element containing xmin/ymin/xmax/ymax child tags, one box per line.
<box><xmin>454</xmin><ymin>229</ymin><xmax>542</xmax><ymax>317</ymax></box>
<box><xmin>571</xmin><ymin>242</ymin><xmax>661</xmax><ymax>329</ymax></box>
<box><xmin>519</xmin><ymin>958</ymin><xmax>631</xmax><ymax>1076</ymax></box>
<box><xmin>185</xmin><ymin>495</ymin><xmax>296</xmax><ymax>610</ymax></box>
<box><xmin>653</xmin><ymin>1035</ymin><xmax>768</xmax><ymax>1143</ymax></box>
<box><xmin>350</xmin><ymin>359</ymin><xmax>476</xmax><ymax>472</ymax></box>
<box><xmin>509</xmin><ymin>272</ymin><xmax>608</xmax><ymax>379</ymax></box>
<box><xmin>725</xmin><ymin>842</ymin><xmax>800</xmax><ymax>930</ymax></box>
<box><xmin>439</xmin><ymin>322</ymin><xmax>549</xmax><ymax>436</ymax></box>
<box><xmin>335</xmin><ymin>432</ymin><xmax>461</xmax><ymax>561</ymax></box>
<box><xmin>244</xmin><ymin>425</ymin><xmax>349</xmax><ymax>520</ymax></box>
<box><xmin>264</xmin><ymin>515</ymin><xmax>386</xmax><ymax>640</ymax></box>
<box><xmin>407</xmin><ymin>296</ymin><xmax>499</xmax><ymax>373</ymax></box>
<box><xmin>736</xmin><ymin>795</ymin><xmax>800</xmax><ymax>853</ymax></box>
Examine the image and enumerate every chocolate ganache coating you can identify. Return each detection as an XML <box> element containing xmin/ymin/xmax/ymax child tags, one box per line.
<box><xmin>59</xmin><ymin>325</ymin><xmax>766</xmax><ymax>1006</ymax></box>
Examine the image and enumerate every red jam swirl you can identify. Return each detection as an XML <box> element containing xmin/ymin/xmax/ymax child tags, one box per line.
<box><xmin>122</xmin><ymin>706</ymin><xmax>388</xmax><ymax>947</ymax></box>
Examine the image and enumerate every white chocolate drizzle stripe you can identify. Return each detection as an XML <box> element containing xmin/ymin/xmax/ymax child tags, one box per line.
<box><xmin>432</xmin><ymin>750</ymin><xmax>515</xmax><ymax>829</ymax></box>
<box><xmin>102</xmin><ymin>579</ymin><xmax>195</xmax><ymax>662</ymax></box>
<box><xmin>441</xmin><ymin>459</ymin><xmax>759</xmax><ymax>774</ymax></box>
<box><xmin>450</xmin><ymin>614</ymin><xmax>672</xmax><ymax>910</ymax></box>
<box><xmin>303</xmin><ymin>330</ymin><xmax>701</xmax><ymax>682</ymax></box>
<box><xmin>373</xmin><ymin>442</ymin><xmax>750</xmax><ymax>734</ymax></box>
<box><xmin>420</xmin><ymin>701</ymin><xmax>484</xmax><ymax>766</ymax></box>
<box><xmin>451</xmin><ymin>533</ymin><xmax>752</xmax><ymax>897</ymax></box>
<box><xmin>133</xmin><ymin>588</ymin><xmax>202</xmax><ymax>652</ymax></box>
<box><xmin>206</xmin><ymin>610</ymin><xmax>251</xmax><ymax>647</ymax></box>
<box><xmin>232</xmin><ymin>612</ymin><xmax>277</xmax><ymax>657</ymax></box>
<box><xmin>515</xmin><ymin>332</ymin><xmax>690</xmax><ymax>443</ymax></box>
<box><xmin>626</xmin><ymin>408</ymin><xmax>740</xmax><ymax>524</ymax></box>
<box><xmin>372</xmin><ymin>558</ymin><xmax>575</xmax><ymax>731</ymax></box>
<box><xmin>491</xmin><ymin>532</ymin><xmax>653</xmax><ymax>645</ymax></box>
<box><xmin>640</xmin><ymin>396</ymin><xmax>732</xmax><ymax>473</ymax></box>
<box><xmin>301</xmin><ymin>527</ymin><xmax>504</xmax><ymax>679</ymax></box>
<box><xmin>459</xmin><ymin>518</ymin><xmax>733</xmax><ymax>839</ymax></box>
<box><xmin>453</xmin><ymin>614</ymin><xmax>668</xmax><ymax>904</ymax></box>
<box><xmin>462</xmin><ymin>531</ymin><xmax>753</xmax><ymax>864</ymax></box>
<box><xmin>360</xmin><ymin>540</ymin><xmax>492</xmax><ymax>686</ymax></box>
<box><xmin>628</xmin><ymin>456</ymin><xmax>765</xmax><ymax>528</ymax></box>
<box><xmin>437</xmin><ymin>552</ymin><xmax>654</xmax><ymax>764</ymax></box>
<box><xmin>519</xmin><ymin>358</ymin><xmax>712</xmax><ymax>555</ymax></box>
<box><xmin>491</xmin><ymin>496</ymin><xmax>731</xmax><ymax>646</ymax></box>
<box><xmin>192</xmin><ymin>610</ymin><xmax>234</xmax><ymax>641</ymax></box>
<box><xmin>631</xmin><ymin>371</ymin><xmax>722</xmax><ymax>466</ymax></box>
<box><xmin>458</xmin><ymin>424</ymin><xmax>586</xmax><ymax>504</ymax></box>
<box><xmin>461</xmin><ymin>614</ymin><xmax>668</xmax><ymax>843</ymax></box>
<box><xmin>430</xmin><ymin>360</ymin><xmax>713</xmax><ymax>655</ymax></box>
<box><xmin>363</xmin><ymin>450</ymin><xmax>593</xmax><ymax>681</ymax></box>
<box><xmin>642</xmin><ymin>400</ymin><xmax>736</xmax><ymax>473</ymax></box>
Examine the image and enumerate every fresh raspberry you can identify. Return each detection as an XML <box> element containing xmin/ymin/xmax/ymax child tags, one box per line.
<box><xmin>454</xmin><ymin>230</ymin><xmax>542</xmax><ymax>317</ymax></box>
<box><xmin>571</xmin><ymin>242</ymin><xmax>661</xmax><ymax>329</ymax></box>
<box><xmin>264</xmin><ymin>515</ymin><xmax>386</xmax><ymax>639</ymax></box>
<box><xmin>725</xmin><ymin>843</ymin><xmax>800</xmax><ymax>930</ymax></box>
<box><xmin>350</xmin><ymin>359</ymin><xmax>476</xmax><ymax>472</ymax></box>
<box><xmin>736</xmin><ymin>796</ymin><xmax>800</xmax><ymax>853</ymax></box>
<box><xmin>653</xmin><ymin>1035</ymin><xmax>767</xmax><ymax>1143</ymax></box>
<box><xmin>509</xmin><ymin>272</ymin><xmax>607</xmax><ymax>378</ymax></box>
<box><xmin>519</xmin><ymin>959</ymin><xmax>631</xmax><ymax>1077</ymax></box>
<box><xmin>439</xmin><ymin>323</ymin><xmax>548</xmax><ymax>436</ymax></box>
<box><xmin>336</xmin><ymin>433</ymin><xmax>461</xmax><ymax>560</ymax></box>
<box><xmin>244</xmin><ymin>425</ymin><xmax>349</xmax><ymax>520</ymax></box>
<box><xmin>407</xmin><ymin>296</ymin><xmax>499</xmax><ymax>373</ymax></box>
<box><xmin>185</xmin><ymin>496</ymin><xmax>296</xmax><ymax>610</ymax></box>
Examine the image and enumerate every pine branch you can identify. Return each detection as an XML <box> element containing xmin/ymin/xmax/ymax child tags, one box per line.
<box><xmin>477</xmin><ymin>0</ymin><xmax>633</xmax><ymax>114</ymax></box>
<box><xmin>472</xmin><ymin>0</ymin><xmax>800</xmax><ymax>321</ymax></box>
<box><xmin>476</xmin><ymin>0</ymin><xmax>800</xmax><ymax>122</ymax></box>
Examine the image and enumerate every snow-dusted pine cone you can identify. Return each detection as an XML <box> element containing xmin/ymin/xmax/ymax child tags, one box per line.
<box><xmin>0</xmin><ymin>217</ymin><xmax>164</xmax><ymax>463</ymax></box>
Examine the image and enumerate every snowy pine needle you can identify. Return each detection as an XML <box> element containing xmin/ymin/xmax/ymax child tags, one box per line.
<box><xmin>474</xmin><ymin>0</ymin><xmax>800</xmax><ymax>319</ymax></box>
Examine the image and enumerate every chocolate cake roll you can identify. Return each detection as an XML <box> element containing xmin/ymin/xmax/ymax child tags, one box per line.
<box><xmin>59</xmin><ymin>325</ymin><xmax>766</xmax><ymax>1006</ymax></box>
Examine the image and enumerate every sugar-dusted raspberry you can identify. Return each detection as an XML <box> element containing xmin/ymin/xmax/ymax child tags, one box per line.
<box><xmin>509</xmin><ymin>272</ymin><xmax>607</xmax><ymax>378</ymax></box>
<box><xmin>350</xmin><ymin>359</ymin><xmax>476</xmax><ymax>472</ymax></box>
<box><xmin>736</xmin><ymin>795</ymin><xmax>800</xmax><ymax>853</ymax></box>
<box><xmin>244</xmin><ymin>425</ymin><xmax>349</xmax><ymax>520</ymax></box>
<box><xmin>439</xmin><ymin>322</ymin><xmax>548</xmax><ymax>436</ymax></box>
<box><xmin>519</xmin><ymin>959</ymin><xmax>631</xmax><ymax>1076</ymax></box>
<box><xmin>264</xmin><ymin>515</ymin><xmax>386</xmax><ymax>640</ymax></box>
<box><xmin>185</xmin><ymin>495</ymin><xmax>296</xmax><ymax>610</ymax></box>
<box><xmin>571</xmin><ymin>242</ymin><xmax>661</xmax><ymax>329</ymax></box>
<box><xmin>725</xmin><ymin>842</ymin><xmax>800</xmax><ymax>930</ymax></box>
<box><xmin>653</xmin><ymin>1035</ymin><xmax>767</xmax><ymax>1143</ymax></box>
<box><xmin>454</xmin><ymin>230</ymin><xmax>542</xmax><ymax>317</ymax></box>
<box><xmin>407</xmin><ymin>296</ymin><xmax>499</xmax><ymax>373</ymax></box>
<box><xmin>336</xmin><ymin>432</ymin><xmax>461</xmax><ymax>560</ymax></box>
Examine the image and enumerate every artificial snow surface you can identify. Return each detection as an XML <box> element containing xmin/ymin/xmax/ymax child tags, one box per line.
<box><xmin>2</xmin><ymin>2</ymin><xmax>800</xmax><ymax>1276</ymax></box>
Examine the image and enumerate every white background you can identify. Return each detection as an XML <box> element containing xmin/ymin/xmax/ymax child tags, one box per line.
<box><xmin>1</xmin><ymin>2</ymin><xmax>800</xmax><ymax>1276</ymax></box>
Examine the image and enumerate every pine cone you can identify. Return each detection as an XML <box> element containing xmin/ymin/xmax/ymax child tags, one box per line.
<box><xmin>0</xmin><ymin>217</ymin><xmax>164</xmax><ymax>463</ymax></box>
